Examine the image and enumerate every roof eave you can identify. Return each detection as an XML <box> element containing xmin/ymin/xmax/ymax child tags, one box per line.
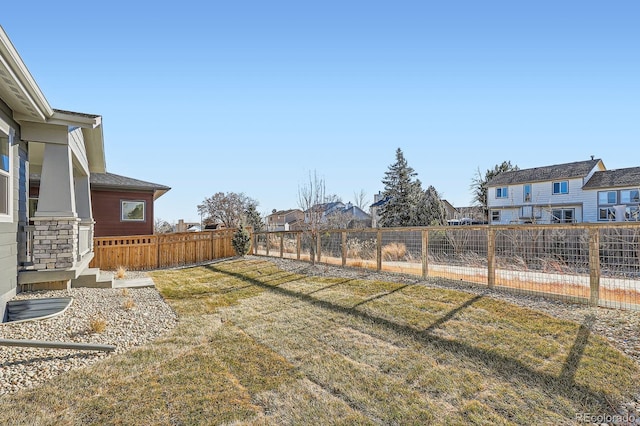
<box><xmin>0</xmin><ymin>26</ymin><xmax>53</xmax><ymax>121</ymax></box>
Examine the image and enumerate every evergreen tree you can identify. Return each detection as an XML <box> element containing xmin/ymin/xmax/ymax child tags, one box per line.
<box><xmin>231</xmin><ymin>224</ymin><xmax>251</xmax><ymax>256</ymax></box>
<box><xmin>423</xmin><ymin>185</ymin><xmax>447</xmax><ymax>225</ymax></box>
<box><xmin>409</xmin><ymin>180</ymin><xmax>429</xmax><ymax>226</ymax></box>
<box><xmin>244</xmin><ymin>202</ymin><xmax>264</xmax><ymax>232</ymax></box>
<box><xmin>380</xmin><ymin>148</ymin><xmax>421</xmax><ymax>227</ymax></box>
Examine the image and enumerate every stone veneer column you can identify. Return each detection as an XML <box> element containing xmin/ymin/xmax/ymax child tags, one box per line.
<box><xmin>32</xmin><ymin>217</ymin><xmax>79</xmax><ymax>270</ymax></box>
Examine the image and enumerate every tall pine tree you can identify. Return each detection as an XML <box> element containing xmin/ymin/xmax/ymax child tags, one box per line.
<box><xmin>380</xmin><ymin>148</ymin><xmax>421</xmax><ymax>227</ymax></box>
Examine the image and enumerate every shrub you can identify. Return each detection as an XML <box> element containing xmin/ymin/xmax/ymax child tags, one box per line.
<box><xmin>232</xmin><ymin>224</ymin><xmax>252</xmax><ymax>256</ymax></box>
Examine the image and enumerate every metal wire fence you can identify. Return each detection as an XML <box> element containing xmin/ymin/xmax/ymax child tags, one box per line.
<box><xmin>253</xmin><ymin>223</ymin><xmax>640</xmax><ymax>311</ymax></box>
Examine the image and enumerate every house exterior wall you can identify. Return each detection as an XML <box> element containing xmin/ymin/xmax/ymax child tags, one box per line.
<box><xmin>583</xmin><ymin>186</ymin><xmax>640</xmax><ymax>223</ymax></box>
<box><xmin>0</xmin><ymin>102</ymin><xmax>20</xmax><ymax>319</ymax></box>
<box><xmin>91</xmin><ymin>189</ymin><xmax>154</xmax><ymax>237</ymax></box>
<box><xmin>488</xmin><ymin>177</ymin><xmax>587</xmax><ymax>224</ymax></box>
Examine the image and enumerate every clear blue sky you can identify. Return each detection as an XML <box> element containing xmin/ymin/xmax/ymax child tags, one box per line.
<box><xmin>3</xmin><ymin>1</ymin><xmax>639</xmax><ymax>223</ymax></box>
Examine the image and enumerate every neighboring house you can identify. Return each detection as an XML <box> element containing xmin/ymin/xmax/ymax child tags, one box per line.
<box><xmin>582</xmin><ymin>167</ymin><xmax>640</xmax><ymax>222</ymax></box>
<box><xmin>176</xmin><ymin>219</ymin><xmax>201</xmax><ymax>232</ymax></box>
<box><xmin>486</xmin><ymin>158</ymin><xmax>640</xmax><ymax>224</ymax></box>
<box><xmin>0</xmin><ymin>26</ymin><xmax>112</xmax><ymax>318</ymax></box>
<box><xmin>306</xmin><ymin>201</ymin><xmax>372</xmax><ymax>228</ymax></box>
<box><xmin>266</xmin><ymin>209</ymin><xmax>304</xmax><ymax>231</ymax></box>
<box><xmin>441</xmin><ymin>199</ymin><xmax>457</xmax><ymax>222</ymax></box>
<box><xmin>30</xmin><ymin>172</ymin><xmax>170</xmax><ymax>237</ymax></box>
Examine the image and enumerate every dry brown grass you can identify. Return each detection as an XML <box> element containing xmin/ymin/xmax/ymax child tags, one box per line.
<box><xmin>89</xmin><ymin>316</ymin><xmax>107</xmax><ymax>334</ymax></box>
<box><xmin>381</xmin><ymin>242</ymin><xmax>407</xmax><ymax>261</ymax></box>
<box><xmin>0</xmin><ymin>258</ymin><xmax>637</xmax><ymax>425</ymax></box>
<box><xmin>123</xmin><ymin>298</ymin><xmax>136</xmax><ymax>310</ymax></box>
<box><xmin>115</xmin><ymin>265</ymin><xmax>127</xmax><ymax>280</ymax></box>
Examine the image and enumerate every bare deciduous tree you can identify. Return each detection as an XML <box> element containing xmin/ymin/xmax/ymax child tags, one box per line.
<box><xmin>353</xmin><ymin>189</ymin><xmax>369</xmax><ymax>210</ymax></box>
<box><xmin>197</xmin><ymin>192</ymin><xmax>259</xmax><ymax>228</ymax></box>
<box><xmin>154</xmin><ymin>218</ymin><xmax>174</xmax><ymax>234</ymax></box>
<box><xmin>298</xmin><ymin>171</ymin><xmax>326</xmax><ymax>265</ymax></box>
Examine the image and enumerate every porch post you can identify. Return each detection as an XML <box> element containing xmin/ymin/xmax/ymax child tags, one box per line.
<box><xmin>35</xmin><ymin>144</ymin><xmax>76</xmax><ymax>218</ymax></box>
<box><xmin>31</xmin><ymin>143</ymin><xmax>79</xmax><ymax>270</ymax></box>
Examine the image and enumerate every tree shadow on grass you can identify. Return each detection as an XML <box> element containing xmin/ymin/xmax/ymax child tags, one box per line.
<box><xmin>204</xmin><ymin>263</ymin><xmax>626</xmax><ymax>412</ymax></box>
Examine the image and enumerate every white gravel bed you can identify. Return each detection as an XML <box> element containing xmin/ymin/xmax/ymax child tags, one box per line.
<box><xmin>0</xmin><ymin>286</ymin><xmax>177</xmax><ymax>395</ymax></box>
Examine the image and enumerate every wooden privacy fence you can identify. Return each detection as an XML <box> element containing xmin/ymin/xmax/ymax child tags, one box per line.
<box><xmin>90</xmin><ymin>229</ymin><xmax>237</xmax><ymax>271</ymax></box>
<box><xmin>253</xmin><ymin>222</ymin><xmax>640</xmax><ymax>311</ymax></box>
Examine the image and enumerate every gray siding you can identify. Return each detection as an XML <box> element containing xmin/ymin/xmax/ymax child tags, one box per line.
<box><xmin>0</xmin><ymin>103</ymin><xmax>20</xmax><ymax>319</ymax></box>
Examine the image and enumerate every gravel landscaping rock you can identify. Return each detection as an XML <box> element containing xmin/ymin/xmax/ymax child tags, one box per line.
<box><xmin>0</xmin><ymin>286</ymin><xmax>177</xmax><ymax>396</ymax></box>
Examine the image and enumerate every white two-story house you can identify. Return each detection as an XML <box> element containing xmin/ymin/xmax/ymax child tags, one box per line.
<box><xmin>486</xmin><ymin>158</ymin><xmax>640</xmax><ymax>224</ymax></box>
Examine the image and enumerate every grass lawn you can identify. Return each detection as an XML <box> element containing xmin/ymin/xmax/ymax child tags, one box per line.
<box><xmin>0</xmin><ymin>257</ymin><xmax>637</xmax><ymax>425</ymax></box>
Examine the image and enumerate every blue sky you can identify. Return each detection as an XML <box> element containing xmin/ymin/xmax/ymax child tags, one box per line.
<box><xmin>3</xmin><ymin>1</ymin><xmax>639</xmax><ymax>223</ymax></box>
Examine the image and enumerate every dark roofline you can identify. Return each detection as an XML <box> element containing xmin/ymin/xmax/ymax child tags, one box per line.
<box><xmin>583</xmin><ymin>166</ymin><xmax>640</xmax><ymax>189</ymax></box>
<box><xmin>487</xmin><ymin>159</ymin><xmax>602</xmax><ymax>187</ymax></box>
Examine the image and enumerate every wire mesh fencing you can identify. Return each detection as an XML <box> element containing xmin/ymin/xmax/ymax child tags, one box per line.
<box><xmin>253</xmin><ymin>223</ymin><xmax>640</xmax><ymax>311</ymax></box>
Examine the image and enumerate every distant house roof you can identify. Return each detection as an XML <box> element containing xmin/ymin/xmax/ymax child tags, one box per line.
<box><xmin>487</xmin><ymin>159</ymin><xmax>602</xmax><ymax>187</ymax></box>
<box><xmin>370</xmin><ymin>196</ymin><xmax>390</xmax><ymax>208</ymax></box>
<box><xmin>583</xmin><ymin>167</ymin><xmax>640</xmax><ymax>190</ymax></box>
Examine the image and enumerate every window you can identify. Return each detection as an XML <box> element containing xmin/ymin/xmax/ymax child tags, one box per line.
<box><xmin>552</xmin><ymin>181</ymin><xmax>568</xmax><ymax>195</ymax></box>
<box><xmin>495</xmin><ymin>187</ymin><xmax>508</xmax><ymax>198</ymax></box>
<box><xmin>599</xmin><ymin>208</ymin><xmax>616</xmax><ymax>221</ymax></box>
<box><xmin>121</xmin><ymin>200</ymin><xmax>146</xmax><ymax>221</ymax></box>
<box><xmin>523</xmin><ymin>184</ymin><xmax>531</xmax><ymax>202</ymax></box>
<box><xmin>491</xmin><ymin>210</ymin><xmax>501</xmax><ymax>222</ymax></box>
<box><xmin>621</xmin><ymin>190</ymin><xmax>640</xmax><ymax>204</ymax></box>
<box><xmin>626</xmin><ymin>206</ymin><xmax>640</xmax><ymax>221</ymax></box>
<box><xmin>552</xmin><ymin>209</ymin><xmax>575</xmax><ymax>223</ymax></box>
<box><xmin>0</xmin><ymin>128</ymin><xmax>13</xmax><ymax>220</ymax></box>
<box><xmin>598</xmin><ymin>191</ymin><xmax>617</xmax><ymax>204</ymax></box>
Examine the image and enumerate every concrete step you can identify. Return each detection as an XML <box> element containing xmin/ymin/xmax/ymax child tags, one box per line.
<box><xmin>71</xmin><ymin>268</ymin><xmax>114</xmax><ymax>289</ymax></box>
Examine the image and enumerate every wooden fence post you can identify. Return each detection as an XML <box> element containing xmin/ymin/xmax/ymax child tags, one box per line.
<box><xmin>280</xmin><ymin>233</ymin><xmax>284</xmax><ymax>258</ymax></box>
<box><xmin>589</xmin><ymin>227</ymin><xmax>601</xmax><ymax>307</ymax></box>
<box><xmin>266</xmin><ymin>234</ymin><xmax>270</xmax><ymax>257</ymax></box>
<box><xmin>487</xmin><ymin>227</ymin><xmax>496</xmax><ymax>289</ymax></box>
<box><xmin>252</xmin><ymin>232</ymin><xmax>256</xmax><ymax>255</ymax></box>
<box><xmin>376</xmin><ymin>229</ymin><xmax>382</xmax><ymax>272</ymax></box>
<box><xmin>341</xmin><ymin>231</ymin><xmax>347</xmax><ymax>267</ymax></box>
<box><xmin>296</xmin><ymin>232</ymin><xmax>301</xmax><ymax>260</ymax></box>
<box><xmin>421</xmin><ymin>229</ymin><xmax>428</xmax><ymax>279</ymax></box>
<box><xmin>156</xmin><ymin>234</ymin><xmax>161</xmax><ymax>269</ymax></box>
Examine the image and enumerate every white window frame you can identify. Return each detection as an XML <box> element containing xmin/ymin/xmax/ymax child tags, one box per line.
<box><xmin>523</xmin><ymin>184</ymin><xmax>531</xmax><ymax>202</ymax></box>
<box><xmin>0</xmin><ymin>122</ymin><xmax>14</xmax><ymax>223</ymax></box>
<box><xmin>621</xmin><ymin>189</ymin><xmax>640</xmax><ymax>204</ymax></box>
<box><xmin>598</xmin><ymin>191</ymin><xmax>617</xmax><ymax>205</ymax></box>
<box><xmin>121</xmin><ymin>200</ymin><xmax>146</xmax><ymax>222</ymax></box>
<box><xmin>598</xmin><ymin>207</ymin><xmax>616</xmax><ymax>221</ymax></box>
<box><xmin>625</xmin><ymin>206</ymin><xmax>640</xmax><ymax>221</ymax></box>
<box><xmin>552</xmin><ymin>208</ymin><xmax>575</xmax><ymax>223</ymax></box>
<box><xmin>552</xmin><ymin>181</ymin><xmax>569</xmax><ymax>195</ymax></box>
<box><xmin>490</xmin><ymin>210</ymin><xmax>501</xmax><ymax>222</ymax></box>
<box><xmin>495</xmin><ymin>187</ymin><xmax>508</xmax><ymax>199</ymax></box>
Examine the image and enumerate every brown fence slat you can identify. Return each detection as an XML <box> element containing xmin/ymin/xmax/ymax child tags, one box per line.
<box><xmin>90</xmin><ymin>230</ymin><xmax>235</xmax><ymax>271</ymax></box>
